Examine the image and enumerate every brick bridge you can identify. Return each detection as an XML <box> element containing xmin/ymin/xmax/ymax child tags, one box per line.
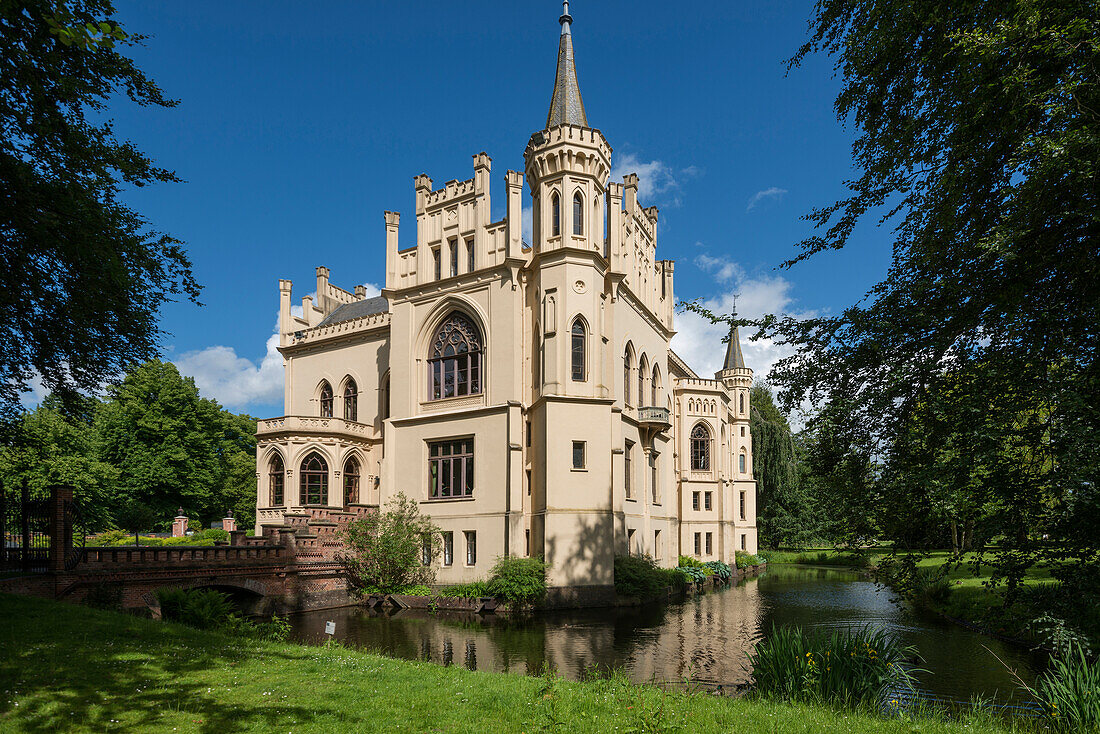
<box><xmin>1</xmin><ymin>488</ymin><xmax>368</xmax><ymax>615</ymax></box>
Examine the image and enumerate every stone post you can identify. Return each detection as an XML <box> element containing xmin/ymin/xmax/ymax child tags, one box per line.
<box><xmin>229</xmin><ymin>530</ymin><xmax>246</xmax><ymax>547</ymax></box>
<box><xmin>48</xmin><ymin>485</ymin><xmax>73</xmax><ymax>574</ymax></box>
<box><xmin>221</xmin><ymin>510</ymin><xmax>237</xmax><ymax>533</ymax></box>
<box><xmin>171</xmin><ymin>509</ymin><xmax>188</xmax><ymax>538</ymax></box>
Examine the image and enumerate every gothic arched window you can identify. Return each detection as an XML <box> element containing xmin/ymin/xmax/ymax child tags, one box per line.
<box><xmin>690</xmin><ymin>424</ymin><xmax>711</xmax><ymax>471</ymax></box>
<box><xmin>429</xmin><ymin>312</ymin><xmax>484</xmax><ymax>400</ymax></box>
<box><xmin>573</xmin><ymin>191</ymin><xmax>584</xmax><ymax>236</ymax></box>
<box><xmin>624</xmin><ymin>346</ymin><xmax>633</xmax><ymax>405</ymax></box>
<box><xmin>268</xmin><ymin>454</ymin><xmax>284</xmax><ymax>506</ymax></box>
<box><xmin>740</xmin><ymin>392</ymin><xmax>746</xmax><ymax>414</ymax></box>
<box><xmin>571</xmin><ymin>317</ymin><xmax>587</xmax><ymax>381</ymax></box>
<box><xmin>637</xmin><ymin>355</ymin><xmax>648</xmax><ymax>407</ymax></box>
<box><xmin>651</xmin><ymin>365</ymin><xmax>660</xmax><ymax>407</ymax></box>
<box><xmin>551</xmin><ymin>192</ymin><xmax>561</xmax><ymax>237</ymax></box>
<box><xmin>380</xmin><ymin>372</ymin><xmax>390</xmax><ymax>420</ymax></box>
<box><xmin>343</xmin><ymin>378</ymin><xmax>358</xmax><ymax>422</ymax></box>
<box><xmin>343</xmin><ymin>457</ymin><xmax>360</xmax><ymax>505</ymax></box>
<box><xmin>299</xmin><ymin>452</ymin><xmax>328</xmax><ymax>505</ymax></box>
<box><xmin>319</xmin><ymin>381</ymin><xmax>333</xmax><ymax>417</ymax></box>
<box><xmin>739</xmin><ymin>451</ymin><xmax>747</xmax><ymax>474</ymax></box>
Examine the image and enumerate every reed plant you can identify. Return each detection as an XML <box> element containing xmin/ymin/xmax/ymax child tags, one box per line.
<box><xmin>1022</xmin><ymin>642</ymin><xmax>1100</xmax><ymax>732</ymax></box>
<box><xmin>748</xmin><ymin>625</ymin><xmax>920</xmax><ymax>708</ymax></box>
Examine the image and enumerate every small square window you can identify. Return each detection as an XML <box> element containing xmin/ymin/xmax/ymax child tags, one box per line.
<box><xmin>654</xmin><ymin>529</ymin><xmax>662</xmax><ymax>559</ymax></box>
<box><xmin>694</xmin><ymin>532</ymin><xmax>701</xmax><ymax>555</ymax></box>
<box><xmin>627</xmin><ymin>528</ymin><xmax>635</xmax><ymax>554</ymax></box>
<box><xmin>704</xmin><ymin>492</ymin><xmax>712</xmax><ymax>511</ymax></box>
<box><xmin>692</xmin><ymin>492</ymin><xmax>700</xmax><ymax>511</ymax></box>
<box><xmin>705</xmin><ymin>532</ymin><xmax>713</xmax><ymax>555</ymax></box>
<box><xmin>572</xmin><ymin>441</ymin><xmax>586</xmax><ymax>469</ymax></box>
<box><xmin>740</xmin><ymin>534</ymin><xmax>746</xmax><ymax>551</ymax></box>
<box><xmin>740</xmin><ymin>426</ymin><xmax>746</xmax><ymax>437</ymax></box>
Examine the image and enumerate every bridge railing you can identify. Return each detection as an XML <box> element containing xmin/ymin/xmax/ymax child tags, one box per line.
<box><xmin>77</xmin><ymin>544</ymin><xmax>289</xmax><ymax>569</ymax></box>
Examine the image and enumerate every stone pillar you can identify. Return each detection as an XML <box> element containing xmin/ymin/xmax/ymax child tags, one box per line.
<box><xmin>171</xmin><ymin>509</ymin><xmax>188</xmax><ymax>538</ymax></box>
<box><xmin>48</xmin><ymin>485</ymin><xmax>73</xmax><ymax>574</ymax></box>
<box><xmin>229</xmin><ymin>530</ymin><xmax>246</xmax><ymax>547</ymax></box>
<box><xmin>221</xmin><ymin>511</ymin><xmax>237</xmax><ymax>533</ymax></box>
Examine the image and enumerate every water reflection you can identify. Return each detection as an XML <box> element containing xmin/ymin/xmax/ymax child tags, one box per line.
<box><xmin>289</xmin><ymin>566</ymin><xmax>1043</xmax><ymax>703</ymax></box>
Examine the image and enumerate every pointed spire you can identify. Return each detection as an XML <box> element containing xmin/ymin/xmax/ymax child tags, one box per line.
<box><xmin>546</xmin><ymin>1</ymin><xmax>588</xmax><ymax>129</ymax></box>
<box><xmin>723</xmin><ymin>323</ymin><xmax>746</xmax><ymax>370</ymax></box>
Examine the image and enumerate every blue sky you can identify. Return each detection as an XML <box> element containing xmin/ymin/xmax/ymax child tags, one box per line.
<box><xmin>55</xmin><ymin>1</ymin><xmax>893</xmax><ymax>416</ymax></box>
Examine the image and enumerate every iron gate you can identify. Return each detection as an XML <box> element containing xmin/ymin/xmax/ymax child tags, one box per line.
<box><xmin>0</xmin><ymin>481</ymin><xmax>85</xmax><ymax>573</ymax></box>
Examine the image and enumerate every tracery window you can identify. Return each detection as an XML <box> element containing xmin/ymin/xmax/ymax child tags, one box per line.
<box><xmin>572</xmin><ymin>191</ymin><xmax>584</xmax><ymax>235</ymax></box>
<box><xmin>299</xmin><ymin>452</ymin><xmax>328</xmax><ymax>505</ymax></box>
<box><xmin>343</xmin><ymin>457</ymin><xmax>360</xmax><ymax>505</ymax></box>
<box><xmin>428</xmin><ymin>312</ymin><xmax>483</xmax><ymax>400</ymax></box>
<box><xmin>319</xmin><ymin>382</ymin><xmax>333</xmax><ymax>417</ymax></box>
<box><xmin>571</xmin><ymin>317</ymin><xmax>586</xmax><ymax>381</ymax></box>
<box><xmin>343</xmin><ymin>378</ymin><xmax>358</xmax><ymax>422</ymax></box>
<box><xmin>690</xmin><ymin>423</ymin><xmax>711</xmax><ymax>471</ymax></box>
<box><xmin>268</xmin><ymin>454</ymin><xmax>284</xmax><ymax>506</ymax></box>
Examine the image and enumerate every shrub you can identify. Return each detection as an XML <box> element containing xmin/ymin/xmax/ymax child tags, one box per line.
<box><xmin>439</xmin><ymin>581</ymin><xmax>490</xmax><ymax>598</ymax></box>
<box><xmin>487</xmin><ymin>555</ymin><xmax>549</xmax><ymax>608</ymax></box>
<box><xmin>749</xmin><ymin>625</ymin><xmax>919</xmax><ymax>708</ymax></box>
<box><xmin>678</xmin><ymin>555</ymin><xmax>706</xmax><ymax>569</ymax></box>
<box><xmin>705</xmin><ymin>560</ymin><xmax>733</xmax><ymax>580</ymax></box>
<box><xmin>910</xmin><ymin>568</ymin><xmax>952</xmax><ymax>611</ymax></box>
<box><xmin>677</xmin><ymin>565</ymin><xmax>713</xmax><ymax>583</ymax></box>
<box><xmin>614</xmin><ymin>554</ymin><xmax>668</xmax><ymax>599</ymax></box>
<box><xmin>658</xmin><ymin>567</ymin><xmax>690</xmax><ymax>591</ymax></box>
<box><xmin>339</xmin><ymin>493</ymin><xmax>442</xmax><ymax>595</ymax></box>
<box><xmin>1024</xmin><ymin>641</ymin><xmax>1100</xmax><ymax>732</ymax></box>
<box><xmin>735</xmin><ymin>551</ymin><xmax>761</xmax><ymax>569</ymax></box>
<box><xmin>400</xmin><ymin>584</ymin><xmax>433</xmax><ymax>596</ymax></box>
<box><xmin>155</xmin><ymin>587</ymin><xmax>235</xmax><ymax>629</ymax></box>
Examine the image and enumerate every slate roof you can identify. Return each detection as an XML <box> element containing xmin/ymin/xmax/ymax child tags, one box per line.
<box><xmin>546</xmin><ymin>5</ymin><xmax>588</xmax><ymax>129</ymax></box>
<box><xmin>316</xmin><ymin>296</ymin><xmax>389</xmax><ymax>327</ymax></box>
<box><xmin>723</xmin><ymin>325</ymin><xmax>746</xmax><ymax>370</ymax></box>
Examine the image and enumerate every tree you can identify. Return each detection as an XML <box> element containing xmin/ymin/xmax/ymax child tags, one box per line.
<box><xmin>0</xmin><ymin>394</ymin><xmax>118</xmax><ymax>530</ymax></box>
<box><xmin>93</xmin><ymin>360</ymin><xmax>255</xmax><ymax>529</ymax></box>
<box><xmin>0</xmin><ymin>1</ymin><xmax>199</xmax><ymax>417</ymax></box>
<box><xmin>339</xmin><ymin>493</ymin><xmax>441</xmax><ymax>596</ymax></box>
<box><xmin>739</xmin><ymin>1</ymin><xmax>1099</xmax><ymax>595</ymax></box>
<box><xmin>749</xmin><ymin>383</ymin><xmax>807</xmax><ymax>547</ymax></box>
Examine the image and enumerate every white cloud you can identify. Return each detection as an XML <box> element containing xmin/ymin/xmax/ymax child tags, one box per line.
<box><xmin>673</xmin><ymin>255</ymin><xmax>813</xmax><ymax>394</ymax></box>
<box><xmin>173</xmin><ymin>332</ymin><xmax>284</xmax><ymax>412</ymax></box>
<box><xmin>746</xmin><ymin>186</ymin><xmax>787</xmax><ymax>212</ymax></box>
<box><xmin>609</xmin><ymin>153</ymin><xmax>699</xmax><ymax>207</ymax></box>
<box><xmin>694</xmin><ymin>254</ymin><xmax>744</xmax><ymax>283</ymax></box>
<box><xmin>358</xmin><ymin>282</ymin><xmax>382</xmax><ymax>299</ymax></box>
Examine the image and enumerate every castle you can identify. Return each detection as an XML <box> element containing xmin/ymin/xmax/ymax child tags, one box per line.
<box><xmin>254</xmin><ymin>3</ymin><xmax>757</xmax><ymax>599</ymax></box>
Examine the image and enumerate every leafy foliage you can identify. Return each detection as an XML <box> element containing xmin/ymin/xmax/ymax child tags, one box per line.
<box><xmin>704</xmin><ymin>561</ymin><xmax>733</xmax><ymax>580</ymax></box>
<box><xmin>735</xmin><ymin>551</ymin><xmax>761</xmax><ymax>569</ymax></box>
<box><xmin>338</xmin><ymin>493</ymin><xmax>441</xmax><ymax>596</ymax></box>
<box><xmin>438</xmin><ymin>581</ymin><xmax>490</xmax><ymax>599</ymax></box>
<box><xmin>749</xmin><ymin>625</ymin><xmax>919</xmax><ymax>708</ymax></box>
<box><xmin>0</xmin><ymin>361</ymin><xmax>258</xmax><ymax>531</ymax></box>
<box><xmin>0</xmin><ymin>0</ymin><xmax>200</xmax><ymax>417</ymax></box>
<box><xmin>677</xmin><ymin>564</ymin><xmax>712</xmax><ymax>583</ymax></box>
<box><xmin>614</xmin><ymin>555</ymin><xmax>686</xmax><ymax>599</ymax></box>
<box><xmin>1023</xmin><ymin>642</ymin><xmax>1100</xmax><ymax>733</ymax></box>
<box><xmin>486</xmin><ymin>555</ymin><xmax>549</xmax><ymax>609</ymax></box>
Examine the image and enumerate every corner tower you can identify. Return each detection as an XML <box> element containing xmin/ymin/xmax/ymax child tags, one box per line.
<box><xmin>524</xmin><ymin>2</ymin><xmax>611</xmax><ymax>256</ymax></box>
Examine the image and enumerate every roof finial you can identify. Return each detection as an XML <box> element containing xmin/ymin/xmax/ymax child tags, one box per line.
<box><xmin>560</xmin><ymin>1</ymin><xmax>572</xmax><ymax>33</ymax></box>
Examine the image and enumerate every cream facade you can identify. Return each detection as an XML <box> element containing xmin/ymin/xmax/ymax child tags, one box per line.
<box><xmin>254</xmin><ymin>4</ymin><xmax>758</xmax><ymax>596</ymax></box>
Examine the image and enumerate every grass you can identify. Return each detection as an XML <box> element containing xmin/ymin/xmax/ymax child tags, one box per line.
<box><xmin>0</xmin><ymin>593</ymin><xmax>1028</xmax><ymax>733</ymax></box>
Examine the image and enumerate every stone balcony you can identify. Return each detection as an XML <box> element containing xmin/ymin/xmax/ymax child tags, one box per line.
<box><xmin>256</xmin><ymin>415</ymin><xmax>379</xmax><ymax>441</ymax></box>
<box><xmin>637</xmin><ymin>406</ymin><xmax>671</xmax><ymax>430</ymax></box>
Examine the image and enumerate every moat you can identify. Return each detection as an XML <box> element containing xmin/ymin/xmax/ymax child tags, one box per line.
<box><xmin>288</xmin><ymin>565</ymin><xmax>1044</xmax><ymax>705</ymax></box>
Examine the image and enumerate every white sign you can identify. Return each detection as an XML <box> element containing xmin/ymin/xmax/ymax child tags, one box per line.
<box><xmin>324</xmin><ymin>621</ymin><xmax>336</xmax><ymax>635</ymax></box>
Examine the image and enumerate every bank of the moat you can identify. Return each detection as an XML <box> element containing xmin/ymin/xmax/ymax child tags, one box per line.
<box><xmin>289</xmin><ymin>565</ymin><xmax>1046</xmax><ymax>705</ymax></box>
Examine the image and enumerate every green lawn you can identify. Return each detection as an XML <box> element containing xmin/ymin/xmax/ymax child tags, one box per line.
<box><xmin>0</xmin><ymin>593</ymin><xmax>1029</xmax><ymax>733</ymax></box>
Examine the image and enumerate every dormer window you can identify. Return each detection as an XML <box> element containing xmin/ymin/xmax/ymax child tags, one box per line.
<box><xmin>429</xmin><ymin>312</ymin><xmax>484</xmax><ymax>400</ymax></box>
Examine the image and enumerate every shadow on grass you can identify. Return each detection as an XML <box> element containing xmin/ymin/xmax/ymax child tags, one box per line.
<box><xmin>0</xmin><ymin>593</ymin><xmax>350</xmax><ymax>733</ymax></box>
